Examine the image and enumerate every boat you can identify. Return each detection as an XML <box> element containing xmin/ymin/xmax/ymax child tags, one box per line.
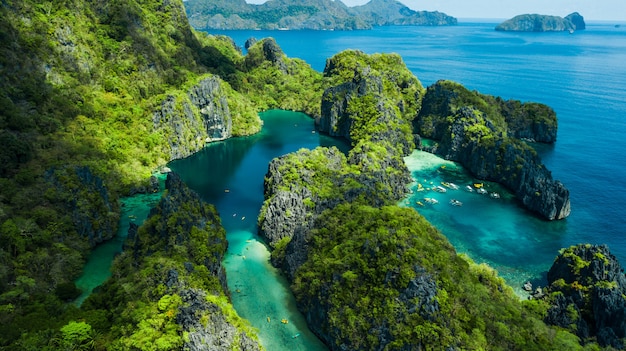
<box><xmin>449</xmin><ymin>199</ymin><xmax>463</xmax><ymax>206</ymax></box>
<box><xmin>490</xmin><ymin>192</ymin><xmax>501</xmax><ymax>199</ymax></box>
<box><xmin>465</xmin><ymin>185</ymin><xmax>474</xmax><ymax>192</ymax></box>
<box><xmin>416</xmin><ymin>201</ymin><xmax>425</xmax><ymax>206</ymax></box>
<box><xmin>434</xmin><ymin>186</ymin><xmax>447</xmax><ymax>193</ymax></box>
<box><xmin>424</xmin><ymin>198</ymin><xmax>439</xmax><ymax>204</ymax></box>
<box><xmin>292</xmin><ymin>333</ymin><xmax>301</xmax><ymax>339</ymax></box>
<box><xmin>474</xmin><ymin>183</ymin><xmax>484</xmax><ymax>188</ymax></box>
<box><xmin>267</xmin><ymin>316</ymin><xmax>271</xmax><ymax>323</ymax></box>
<box><xmin>477</xmin><ymin>188</ymin><xmax>488</xmax><ymax>195</ymax></box>
<box><xmin>281</xmin><ymin>319</ymin><xmax>289</xmax><ymax>324</ymax></box>
<box><xmin>444</xmin><ymin>182</ymin><xmax>459</xmax><ymax>190</ymax></box>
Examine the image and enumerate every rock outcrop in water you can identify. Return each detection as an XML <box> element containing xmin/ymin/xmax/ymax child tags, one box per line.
<box><xmin>496</xmin><ymin>12</ymin><xmax>586</xmax><ymax>32</ymax></box>
<box><xmin>545</xmin><ymin>244</ymin><xmax>626</xmax><ymax>348</ymax></box>
<box><xmin>261</xmin><ymin>50</ymin><xmax>420</xmax><ymax>251</ymax></box>
<box><xmin>414</xmin><ymin>80</ymin><xmax>571</xmax><ymax>220</ymax></box>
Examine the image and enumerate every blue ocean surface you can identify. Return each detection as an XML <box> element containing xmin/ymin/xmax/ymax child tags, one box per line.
<box><xmin>212</xmin><ymin>22</ymin><xmax>626</xmax><ymax>290</ymax></box>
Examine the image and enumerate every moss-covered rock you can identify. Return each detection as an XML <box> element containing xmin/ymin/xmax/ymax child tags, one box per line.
<box><xmin>546</xmin><ymin>244</ymin><xmax>626</xmax><ymax>348</ymax></box>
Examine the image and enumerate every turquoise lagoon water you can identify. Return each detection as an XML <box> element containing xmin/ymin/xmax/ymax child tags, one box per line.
<box><xmin>169</xmin><ymin>110</ymin><xmax>349</xmax><ymax>351</ymax></box>
<box><xmin>74</xmin><ymin>175</ymin><xmax>165</xmax><ymax>306</ymax></box>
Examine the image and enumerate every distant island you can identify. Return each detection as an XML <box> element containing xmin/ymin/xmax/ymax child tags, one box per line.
<box><xmin>495</xmin><ymin>12</ymin><xmax>585</xmax><ymax>32</ymax></box>
<box><xmin>184</xmin><ymin>0</ymin><xmax>457</xmax><ymax>30</ymax></box>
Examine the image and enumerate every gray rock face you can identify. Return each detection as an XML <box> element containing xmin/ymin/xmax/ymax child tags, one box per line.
<box><xmin>153</xmin><ymin>76</ymin><xmax>232</xmax><ymax>160</ymax></box>
<box><xmin>46</xmin><ymin>166</ymin><xmax>119</xmax><ymax>246</ymax></box>
<box><xmin>496</xmin><ymin>12</ymin><xmax>586</xmax><ymax>32</ymax></box>
<box><xmin>188</xmin><ymin>76</ymin><xmax>233</xmax><ymax>140</ymax></box>
<box><xmin>261</xmin><ymin>38</ymin><xmax>288</xmax><ymax>73</ymax></box>
<box><xmin>177</xmin><ymin>288</ymin><xmax>262</xmax><ymax>351</ymax></box>
<box><xmin>546</xmin><ymin>244</ymin><xmax>626</xmax><ymax>348</ymax></box>
<box><xmin>244</xmin><ymin>38</ymin><xmax>288</xmax><ymax>73</ymax></box>
<box><xmin>259</xmin><ymin>147</ymin><xmax>347</xmax><ymax>248</ymax></box>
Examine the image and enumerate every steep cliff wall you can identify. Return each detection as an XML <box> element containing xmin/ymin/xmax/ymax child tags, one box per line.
<box><xmin>45</xmin><ymin>166</ymin><xmax>119</xmax><ymax>246</ymax></box>
<box><xmin>261</xmin><ymin>50</ymin><xmax>420</xmax><ymax>251</ymax></box>
<box><xmin>546</xmin><ymin>244</ymin><xmax>626</xmax><ymax>348</ymax></box>
<box><xmin>153</xmin><ymin>76</ymin><xmax>234</xmax><ymax>160</ymax></box>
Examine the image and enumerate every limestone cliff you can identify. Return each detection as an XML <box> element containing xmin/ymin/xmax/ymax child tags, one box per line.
<box><xmin>153</xmin><ymin>76</ymin><xmax>234</xmax><ymax>160</ymax></box>
<box><xmin>261</xmin><ymin>50</ymin><xmax>420</xmax><ymax>251</ymax></box>
<box><xmin>414</xmin><ymin>80</ymin><xmax>570</xmax><ymax>220</ymax></box>
<box><xmin>546</xmin><ymin>244</ymin><xmax>626</xmax><ymax>348</ymax></box>
<box><xmin>496</xmin><ymin>12</ymin><xmax>586</xmax><ymax>32</ymax></box>
<box><xmin>318</xmin><ymin>50</ymin><xmax>424</xmax><ymax>154</ymax></box>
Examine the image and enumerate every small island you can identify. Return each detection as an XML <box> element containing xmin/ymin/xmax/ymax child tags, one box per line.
<box><xmin>496</xmin><ymin>12</ymin><xmax>586</xmax><ymax>32</ymax></box>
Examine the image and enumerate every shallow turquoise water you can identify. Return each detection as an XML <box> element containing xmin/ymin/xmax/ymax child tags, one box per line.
<box><xmin>73</xmin><ymin>176</ymin><xmax>165</xmax><ymax>306</ymax></box>
<box><xmin>169</xmin><ymin>110</ymin><xmax>349</xmax><ymax>351</ymax></box>
<box><xmin>402</xmin><ymin>151</ymin><xmax>567</xmax><ymax>295</ymax></box>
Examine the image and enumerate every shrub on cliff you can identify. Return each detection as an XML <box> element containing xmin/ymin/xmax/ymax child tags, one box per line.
<box><xmin>545</xmin><ymin>244</ymin><xmax>626</xmax><ymax>348</ymax></box>
<box><xmin>239</xmin><ymin>38</ymin><xmax>325</xmax><ymax>116</ymax></box>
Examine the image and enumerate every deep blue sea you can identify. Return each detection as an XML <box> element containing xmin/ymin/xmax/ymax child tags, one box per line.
<box><xmin>211</xmin><ymin>21</ymin><xmax>626</xmax><ymax>288</ymax></box>
<box><xmin>166</xmin><ymin>22</ymin><xmax>626</xmax><ymax>349</ymax></box>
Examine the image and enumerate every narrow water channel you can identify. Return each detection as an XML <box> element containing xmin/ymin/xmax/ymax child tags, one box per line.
<box><xmin>169</xmin><ymin>110</ymin><xmax>349</xmax><ymax>350</ymax></box>
<box><xmin>74</xmin><ymin>175</ymin><xmax>165</xmax><ymax>306</ymax></box>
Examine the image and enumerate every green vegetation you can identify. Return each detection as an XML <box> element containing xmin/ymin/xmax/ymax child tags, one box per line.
<box><xmin>417</xmin><ymin>79</ymin><xmax>557</xmax><ymax>142</ymax></box>
<box><xmin>72</xmin><ymin>181</ymin><xmax>260</xmax><ymax>350</ymax></box>
<box><xmin>0</xmin><ymin>0</ymin><xmax>595</xmax><ymax>350</ymax></box>
<box><xmin>239</xmin><ymin>39</ymin><xmax>324</xmax><ymax>116</ymax></box>
<box><xmin>291</xmin><ymin>203</ymin><xmax>589</xmax><ymax>350</ymax></box>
